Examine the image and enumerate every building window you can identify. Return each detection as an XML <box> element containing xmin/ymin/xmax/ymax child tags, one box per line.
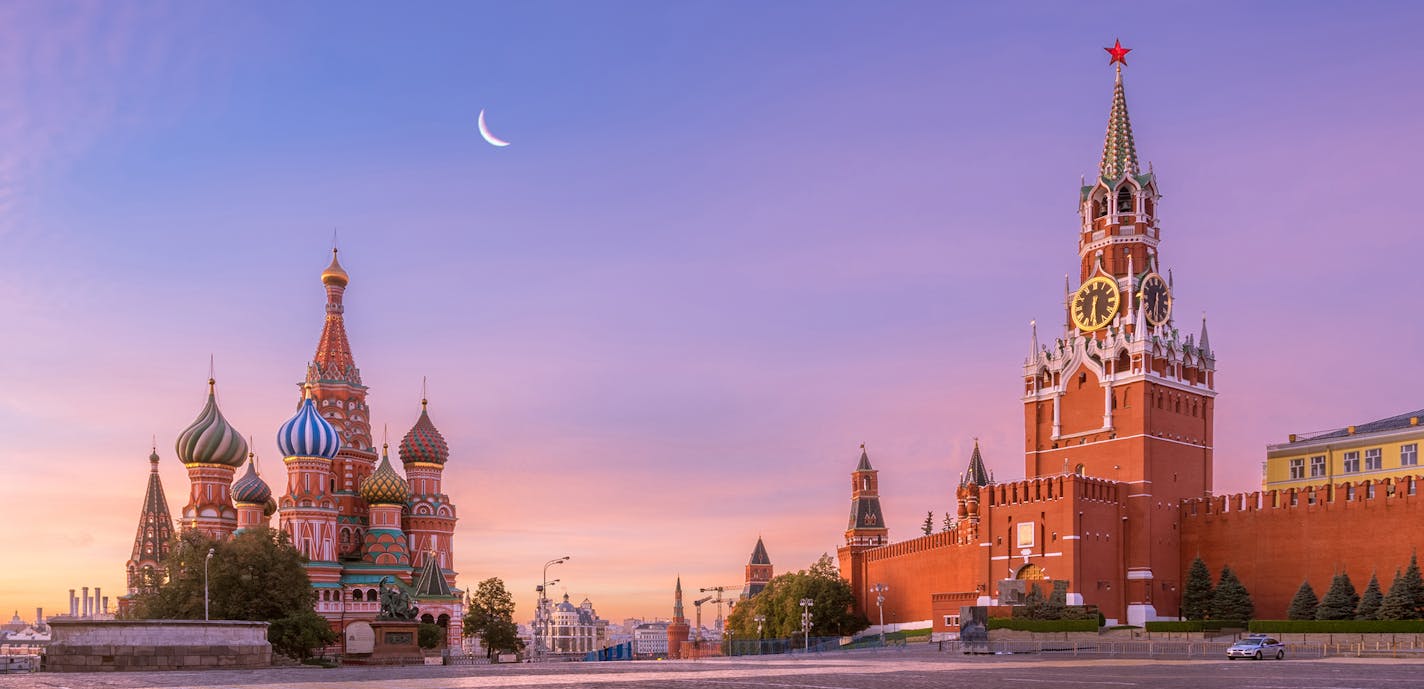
<box><xmin>1289</xmin><ymin>459</ymin><xmax>1305</xmax><ymax>480</ymax></box>
<box><xmin>1344</xmin><ymin>451</ymin><xmax>1361</xmax><ymax>473</ymax></box>
<box><xmin>1116</xmin><ymin>186</ymin><xmax>1133</xmax><ymax>213</ymax></box>
<box><xmin>944</xmin><ymin>615</ymin><xmax>960</xmax><ymax>628</ymax></box>
<box><xmin>1403</xmin><ymin>444</ymin><xmax>1418</xmax><ymax>467</ymax></box>
<box><xmin>1310</xmin><ymin>456</ymin><xmax>1326</xmax><ymax>477</ymax></box>
<box><xmin>1365</xmin><ymin>448</ymin><xmax>1382</xmax><ymax>471</ymax></box>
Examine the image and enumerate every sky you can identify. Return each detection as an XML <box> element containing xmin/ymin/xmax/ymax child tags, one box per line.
<box><xmin>1</xmin><ymin>1</ymin><xmax>1422</xmax><ymax>624</ymax></box>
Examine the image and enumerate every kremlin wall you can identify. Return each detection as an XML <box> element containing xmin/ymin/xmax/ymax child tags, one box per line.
<box><xmin>839</xmin><ymin>48</ymin><xmax>1424</xmax><ymax>632</ymax></box>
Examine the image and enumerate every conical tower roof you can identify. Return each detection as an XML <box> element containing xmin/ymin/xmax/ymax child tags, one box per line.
<box><xmin>1099</xmin><ymin>61</ymin><xmax>1140</xmax><ymax>183</ymax></box>
<box><xmin>856</xmin><ymin>444</ymin><xmax>874</xmax><ymax>471</ymax></box>
<box><xmin>414</xmin><ymin>553</ymin><xmax>453</xmax><ymax>597</ymax></box>
<box><xmin>962</xmin><ymin>441</ymin><xmax>990</xmax><ymax>487</ymax></box>
<box><xmin>749</xmin><ymin>536</ymin><xmax>771</xmax><ymax>565</ymax></box>
<box><xmin>309</xmin><ymin>248</ymin><xmax>362</xmax><ymax>386</ymax></box>
<box><xmin>128</xmin><ymin>446</ymin><xmax>175</xmax><ymax>573</ymax></box>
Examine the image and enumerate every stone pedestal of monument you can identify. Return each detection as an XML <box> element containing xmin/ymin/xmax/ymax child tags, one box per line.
<box><xmin>367</xmin><ymin>620</ymin><xmax>422</xmax><ymax>664</ymax></box>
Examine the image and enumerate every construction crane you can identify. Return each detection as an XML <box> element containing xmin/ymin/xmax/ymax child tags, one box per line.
<box><xmin>691</xmin><ymin>596</ymin><xmax>714</xmax><ymax>649</ymax></box>
<box><xmin>698</xmin><ymin>585</ymin><xmax>740</xmax><ymax>638</ymax></box>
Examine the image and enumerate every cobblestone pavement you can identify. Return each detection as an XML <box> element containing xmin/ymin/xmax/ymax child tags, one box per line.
<box><xmin>4</xmin><ymin>650</ymin><xmax>1424</xmax><ymax>689</ymax></box>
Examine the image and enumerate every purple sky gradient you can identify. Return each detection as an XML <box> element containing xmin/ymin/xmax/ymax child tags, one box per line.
<box><xmin>1</xmin><ymin>2</ymin><xmax>1422</xmax><ymax>622</ymax></box>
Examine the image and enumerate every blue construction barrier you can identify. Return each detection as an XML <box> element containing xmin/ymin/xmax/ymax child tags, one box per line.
<box><xmin>585</xmin><ymin>641</ymin><xmax>635</xmax><ymax>661</ymax></box>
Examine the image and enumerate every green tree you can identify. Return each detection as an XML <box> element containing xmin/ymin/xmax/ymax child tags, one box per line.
<box><xmin>464</xmin><ymin>577</ymin><xmax>524</xmax><ymax>661</ymax></box>
<box><xmin>268</xmin><ymin>610</ymin><xmax>338</xmax><ymax>660</ymax></box>
<box><xmin>1017</xmin><ymin>583</ymin><xmax>1048</xmax><ymax>620</ymax></box>
<box><xmin>1315</xmin><ymin>572</ymin><xmax>1359</xmax><ymax>620</ymax></box>
<box><xmin>1357</xmin><ymin>573</ymin><xmax>1384</xmax><ymax>620</ymax></box>
<box><xmin>126</xmin><ymin>528</ymin><xmax>329</xmax><ymax>659</ymax></box>
<box><xmin>1286</xmin><ymin>580</ymin><xmax>1318</xmax><ymax>620</ymax></box>
<box><xmin>1210</xmin><ymin>566</ymin><xmax>1254</xmax><ymax>621</ymax></box>
<box><xmin>728</xmin><ymin>554</ymin><xmax>867</xmax><ymax>640</ymax></box>
<box><xmin>1046</xmin><ymin>580</ymin><xmax>1069</xmax><ymax>619</ymax></box>
<box><xmin>418</xmin><ymin>623</ymin><xmax>445</xmax><ymax>650</ymax></box>
<box><xmin>921</xmin><ymin>511</ymin><xmax>934</xmax><ymax>536</ymax></box>
<box><xmin>1181</xmin><ymin>557</ymin><xmax>1214</xmax><ymax>620</ymax></box>
<box><xmin>1378</xmin><ymin>568</ymin><xmax>1415</xmax><ymax>620</ymax></box>
<box><xmin>942</xmin><ymin>512</ymin><xmax>953</xmax><ymax>532</ymax></box>
<box><xmin>1405</xmin><ymin>554</ymin><xmax>1424</xmax><ymax>616</ymax></box>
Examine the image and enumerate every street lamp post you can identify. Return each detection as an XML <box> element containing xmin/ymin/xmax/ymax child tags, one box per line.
<box><xmin>753</xmin><ymin>614</ymin><xmax>765</xmax><ymax>655</ymax></box>
<box><xmin>538</xmin><ymin>556</ymin><xmax>569</xmax><ymax>662</ymax></box>
<box><xmin>798</xmin><ymin>598</ymin><xmax>813</xmax><ymax>654</ymax></box>
<box><xmin>870</xmin><ymin>583</ymin><xmax>889</xmax><ymax>646</ymax></box>
<box><xmin>204</xmin><ymin>548</ymin><xmax>215</xmax><ymax>621</ymax></box>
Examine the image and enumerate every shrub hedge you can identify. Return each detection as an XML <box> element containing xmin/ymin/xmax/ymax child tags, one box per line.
<box><xmin>1144</xmin><ymin>620</ymin><xmax>1247</xmax><ymax>632</ymax></box>
<box><xmin>988</xmin><ymin>618</ymin><xmax>1099</xmax><ymax>632</ymax></box>
<box><xmin>1248</xmin><ymin>620</ymin><xmax>1424</xmax><ymax>634</ymax></box>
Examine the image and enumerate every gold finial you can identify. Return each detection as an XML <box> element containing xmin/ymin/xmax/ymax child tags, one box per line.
<box><xmin>322</xmin><ymin>243</ymin><xmax>350</xmax><ymax>287</ymax></box>
<box><xmin>421</xmin><ymin>376</ymin><xmax>428</xmax><ymax>409</ymax></box>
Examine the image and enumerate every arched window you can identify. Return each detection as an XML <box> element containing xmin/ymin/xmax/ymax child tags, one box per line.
<box><xmin>367</xmin><ymin>588</ymin><xmax>377</xmax><ymax>600</ymax></box>
<box><xmin>352</xmin><ymin>589</ymin><xmax>363</xmax><ymax>601</ymax></box>
<box><xmin>1116</xmin><ymin>186</ymin><xmax>1133</xmax><ymax>214</ymax></box>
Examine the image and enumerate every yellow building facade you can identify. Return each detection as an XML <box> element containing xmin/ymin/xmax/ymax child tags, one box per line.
<box><xmin>1264</xmin><ymin>409</ymin><xmax>1424</xmax><ymax>490</ymax></box>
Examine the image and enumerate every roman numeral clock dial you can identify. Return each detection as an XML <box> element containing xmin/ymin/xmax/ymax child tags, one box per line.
<box><xmin>1138</xmin><ymin>272</ymin><xmax>1171</xmax><ymax>326</ymax></box>
<box><xmin>1071</xmin><ymin>276</ymin><xmax>1121</xmax><ymax>332</ymax></box>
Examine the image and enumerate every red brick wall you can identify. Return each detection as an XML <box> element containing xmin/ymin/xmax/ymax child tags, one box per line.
<box><xmin>1181</xmin><ymin>477</ymin><xmax>1424</xmax><ymax>619</ymax></box>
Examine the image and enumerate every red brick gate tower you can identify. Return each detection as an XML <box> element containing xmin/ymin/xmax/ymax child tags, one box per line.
<box><xmin>1022</xmin><ymin>43</ymin><xmax>1216</xmax><ymax>624</ymax></box>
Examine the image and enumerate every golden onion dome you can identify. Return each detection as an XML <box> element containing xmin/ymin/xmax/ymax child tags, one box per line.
<box><xmin>359</xmin><ymin>445</ymin><xmax>410</xmax><ymax>506</ymax></box>
<box><xmin>322</xmin><ymin>248</ymin><xmax>349</xmax><ymax>287</ymax></box>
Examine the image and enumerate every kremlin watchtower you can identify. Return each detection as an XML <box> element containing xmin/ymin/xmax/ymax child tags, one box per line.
<box><xmin>666</xmin><ymin>577</ymin><xmax>690</xmax><ymax>660</ymax></box>
<box><xmin>742</xmin><ymin>537</ymin><xmax>772</xmax><ymax>600</ymax></box>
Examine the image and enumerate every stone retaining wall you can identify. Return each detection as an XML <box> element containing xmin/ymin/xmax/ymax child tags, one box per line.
<box><xmin>45</xmin><ymin>620</ymin><xmax>271</xmax><ymax>672</ymax></box>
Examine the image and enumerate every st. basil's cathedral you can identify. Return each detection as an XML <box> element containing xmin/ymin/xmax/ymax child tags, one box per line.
<box><xmin>123</xmin><ymin>250</ymin><xmax>463</xmax><ymax>650</ymax></box>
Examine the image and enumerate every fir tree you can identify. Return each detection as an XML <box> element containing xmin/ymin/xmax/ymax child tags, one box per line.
<box><xmin>1181</xmin><ymin>557</ymin><xmax>1214</xmax><ymax>620</ymax></box>
<box><xmin>1404</xmin><ymin>554</ymin><xmax>1424</xmax><ymax>617</ymax></box>
<box><xmin>921</xmin><ymin>511</ymin><xmax>934</xmax><ymax>536</ymax></box>
<box><xmin>1379</xmin><ymin>568</ymin><xmax>1418</xmax><ymax>620</ymax></box>
<box><xmin>1286</xmin><ymin>580</ymin><xmax>1318</xmax><ymax>621</ymax></box>
<box><xmin>1210</xmin><ymin>565</ymin><xmax>1254</xmax><ymax>621</ymax></box>
<box><xmin>943</xmin><ymin>512</ymin><xmax>953</xmax><ymax>532</ymax></box>
<box><xmin>1356</xmin><ymin>573</ymin><xmax>1383</xmax><ymax>620</ymax></box>
<box><xmin>1315</xmin><ymin>572</ymin><xmax>1359</xmax><ymax>620</ymax></box>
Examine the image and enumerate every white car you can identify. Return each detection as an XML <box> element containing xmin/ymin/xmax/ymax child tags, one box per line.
<box><xmin>1226</xmin><ymin>635</ymin><xmax>1284</xmax><ymax>660</ymax></box>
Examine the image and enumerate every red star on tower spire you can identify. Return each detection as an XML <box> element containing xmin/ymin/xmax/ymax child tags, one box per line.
<box><xmin>1105</xmin><ymin>39</ymin><xmax>1131</xmax><ymax>66</ymax></box>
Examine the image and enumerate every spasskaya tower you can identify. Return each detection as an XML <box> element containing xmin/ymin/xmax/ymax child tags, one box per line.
<box><xmin>1022</xmin><ymin>41</ymin><xmax>1217</xmax><ymax>624</ymax></box>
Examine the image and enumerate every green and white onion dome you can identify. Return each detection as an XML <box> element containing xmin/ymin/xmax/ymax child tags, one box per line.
<box><xmin>175</xmin><ymin>379</ymin><xmax>249</xmax><ymax>467</ymax></box>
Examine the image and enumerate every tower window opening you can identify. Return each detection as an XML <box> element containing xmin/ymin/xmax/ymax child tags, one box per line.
<box><xmin>1116</xmin><ymin>186</ymin><xmax>1133</xmax><ymax>214</ymax></box>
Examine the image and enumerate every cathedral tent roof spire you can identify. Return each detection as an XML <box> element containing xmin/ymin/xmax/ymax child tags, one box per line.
<box><xmin>1099</xmin><ymin>40</ymin><xmax>1141</xmax><ymax>183</ymax></box>
<box><xmin>310</xmin><ymin>248</ymin><xmax>361</xmax><ymax>386</ymax></box>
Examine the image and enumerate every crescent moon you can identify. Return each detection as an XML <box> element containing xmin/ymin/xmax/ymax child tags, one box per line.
<box><xmin>477</xmin><ymin>109</ymin><xmax>511</xmax><ymax>147</ymax></box>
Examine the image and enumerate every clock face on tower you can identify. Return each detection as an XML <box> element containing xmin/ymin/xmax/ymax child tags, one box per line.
<box><xmin>1071</xmin><ymin>276</ymin><xmax>1121</xmax><ymax>332</ymax></box>
<box><xmin>1138</xmin><ymin>272</ymin><xmax>1171</xmax><ymax>326</ymax></box>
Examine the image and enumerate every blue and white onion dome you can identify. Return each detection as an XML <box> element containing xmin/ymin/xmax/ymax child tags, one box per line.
<box><xmin>232</xmin><ymin>451</ymin><xmax>272</xmax><ymax>505</ymax></box>
<box><xmin>277</xmin><ymin>387</ymin><xmax>343</xmax><ymax>459</ymax></box>
<box><xmin>175</xmin><ymin>378</ymin><xmax>249</xmax><ymax>467</ymax></box>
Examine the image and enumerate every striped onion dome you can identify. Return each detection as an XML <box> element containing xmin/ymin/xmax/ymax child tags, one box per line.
<box><xmin>399</xmin><ymin>399</ymin><xmax>449</xmax><ymax>465</ymax></box>
<box><xmin>277</xmin><ymin>388</ymin><xmax>342</xmax><ymax>459</ymax></box>
<box><xmin>232</xmin><ymin>453</ymin><xmax>272</xmax><ymax>505</ymax></box>
<box><xmin>175</xmin><ymin>379</ymin><xmax>248</xmax><ymax>467</ymax></box>
<box><xmin>360</xmin><ymin>445</ymin><xmax>410</xmax><ymax>505</ymax></box>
